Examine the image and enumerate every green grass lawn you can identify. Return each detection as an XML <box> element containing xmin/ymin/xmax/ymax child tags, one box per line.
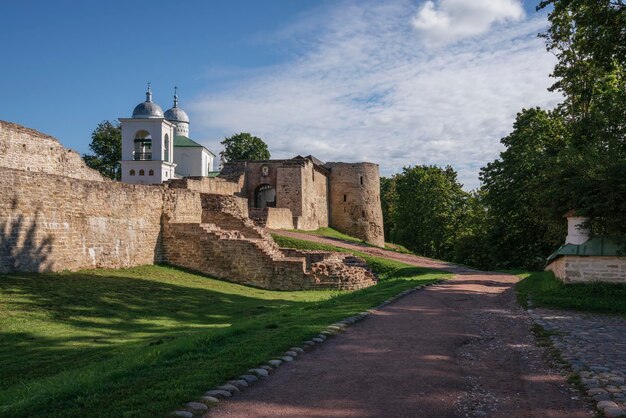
<box><xmin>288</xmin><ymin>227</ymin><xmax>365</xmax><ymax>244</ymax></box>
<box><xmin>286</xmin><ymin>227</ymin><xmax>414</xmax><ymax>254</ymax></box>
<box><xmin>516</xmin><ymin>271</ymin><xmax>626</xmax><ymax>315</ymax></box>
<box><xmin>0</xmin><ymin>246</ymin><xmax>447</xmax><ymax>417</ymax></box>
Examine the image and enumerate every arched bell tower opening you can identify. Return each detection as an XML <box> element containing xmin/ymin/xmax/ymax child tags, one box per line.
<box><xmin>255</xmin><ymin>184</ymin><xmax>276</xmax><ymax>208</ymax></box>
<box><xmin>133</xmin><ymin>130</ymin><xmax>152</xmax><ymax>160</ymax></box>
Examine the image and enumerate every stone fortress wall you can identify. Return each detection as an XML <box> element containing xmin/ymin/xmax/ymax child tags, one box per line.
<box><xmin>0</xmin><ymin>121</ymin><xmax>376</xmax><ymax>290</ymax></box>
<box><xmin>223</xmin><ymin>158</ymin><xmax>385</xmax><ymax>247</ymax></box>
<box><xmin>234</xmin><ymin>159</ymin><xmax>330</xmax><ymax>231</ymax></box>
<box><xmin>325</xmin><ymin>162</ymin><xmax>385</xmax><ymax>247</ymax></box>
<box><xmin>0</xmin><ymin>121</ymin><xmax>106</xmax><ymax>182</ymax></box>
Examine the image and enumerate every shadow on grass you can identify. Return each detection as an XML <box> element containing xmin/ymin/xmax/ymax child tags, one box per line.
<box><xmin>0</xmin><ymin>267</ymin><xmax>303</xmax><ymax>388</ymax></box>
<box><xmin>0</xmin><ymin>264</ymin><xmax>440</xmax><ymax>404</ymax></box>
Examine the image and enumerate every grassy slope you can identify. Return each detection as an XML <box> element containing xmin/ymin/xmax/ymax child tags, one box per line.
<box><xmin>1</xmin><ymin>245</ymin><xmax>447</xmax><ymax>417</ymax></box>
<box><xmin>516</xmin><ymin>271</ymin><xmax>626</xmax><ymax>315</ymax></box>
<box><xmin>288</xmin><ymin>227</ymin><xmax>364</xmax><ymax>244</ymax></box>
<box><xmin>286</xmin><ymin>227</ymin><xmax>413</xmax><ymax>254</ymax></box>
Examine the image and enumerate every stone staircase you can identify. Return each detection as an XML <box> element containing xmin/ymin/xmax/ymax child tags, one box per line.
<box><xmin>161</xmin><ymin>192</ymin><xmax>377</xmax><ymax>291</ymax></box>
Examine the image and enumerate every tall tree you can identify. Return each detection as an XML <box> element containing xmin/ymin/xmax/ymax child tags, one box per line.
<box><xmin>220</xmin><ymin>132</ymin><xmax>270</xmax><ymax>161</ymax></box>
<box><xmin>380</xmin><ymin>176</ymin><xmax>398</xmax><ymax>239</ymax></box>
<box><xmin>389</xmin><ymin>165</ymin><xmax>468</xmax><ymax>260</ymax></box>
<box><xmin>538</xmin><ymin>0</ymin><xmax>626</xmax><ymax>234</ymax></box>
<box><xmin>480</xmin><ymin>108</ymin><xmax>569</xmax><ymax>269</ymax></box>
<box><xmin>83</xmin><ymin>121</ymin><xmax>122</xmax><ymax>180</ymax></box>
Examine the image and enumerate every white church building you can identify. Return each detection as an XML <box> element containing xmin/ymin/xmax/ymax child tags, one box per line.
<box><xmin>120</xmin><ymin>85</ymin><xmax>215</xmax><ymax>184</ymax></box>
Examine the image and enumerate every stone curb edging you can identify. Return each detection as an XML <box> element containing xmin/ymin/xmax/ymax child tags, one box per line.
<box><xmin>526</xmin><ymin>300</ymin><xmax>626</xmax><ymax>418</ymax></box>
<box><xmin>170</xmin><ymin>280</ymin><xmax>444</xmax><ymax>417</ymax></box>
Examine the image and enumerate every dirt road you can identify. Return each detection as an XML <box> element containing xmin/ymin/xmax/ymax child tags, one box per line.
<box><xmin>206</xmin><ymin>232</ymin><xmax>591</xmax><ymax>418</ymax></box>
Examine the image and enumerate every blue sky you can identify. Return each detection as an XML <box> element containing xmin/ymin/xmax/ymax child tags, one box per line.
<box><xmin>0</xmin><ymin>0</ymin><xmax>556</xmax><ymax>189</ymax></box>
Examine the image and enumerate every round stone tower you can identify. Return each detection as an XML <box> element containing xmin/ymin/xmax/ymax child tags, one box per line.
<box><xmin>325</xmin><ymin>162</ymin><xmax>385</xmax><ymax>247</ymax></box>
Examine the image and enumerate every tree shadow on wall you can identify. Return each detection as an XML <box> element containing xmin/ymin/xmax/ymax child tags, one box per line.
<box><xmin>0</xmin><ymin>197</ymin><xmax>54</xmax><ymax>272</ymax></box>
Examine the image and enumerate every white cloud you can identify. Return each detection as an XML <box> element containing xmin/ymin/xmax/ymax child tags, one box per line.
<box><xmin>411</xmin><ymin>0</ymin><xmax>525</xmax><ymax>45</ymax></box>
<box><xmin>190</xmin><ymin>0</ymin><xmax>558</xmax><ymax>190</ymax></box>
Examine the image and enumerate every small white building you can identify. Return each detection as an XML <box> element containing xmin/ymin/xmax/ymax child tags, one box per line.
<box><xmin>120</xmin><ymin>85</ymin><xmax>214</xmax><ymax>184</ymax></box>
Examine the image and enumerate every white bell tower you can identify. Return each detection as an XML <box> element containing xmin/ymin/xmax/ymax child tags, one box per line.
<box><xmin>119</xmin><ymin>84</ymin><xmax>177</xmax><ymax>184</ymax></box>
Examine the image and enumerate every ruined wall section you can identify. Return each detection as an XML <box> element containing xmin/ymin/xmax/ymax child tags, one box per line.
<box><xmin>0</xmin><ymin>120</ymin><xmax>105</xmax><ymax>182</ymax></box>
<box><xmin>0</xmin><ymin>168</ymin><xmax>202</xmax><ymax>274</ymax></box>
<box><xmin>167</xmin><ymin>176</ymin><xmax>242</xmax><ymax>196</ymax></box>
<box><xmin>325</xmin><ymin>162</ymin><xmax>385</xmax><ymax>247</ymax></box>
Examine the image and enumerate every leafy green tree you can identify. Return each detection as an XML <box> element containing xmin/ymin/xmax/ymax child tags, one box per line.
<box><xmin>538</xmin><ymin>0</ymin><xmax>626</xmax><ymax>234</ymax></box>
<box><xmin>451</xmin><ymin>190</ymin><xmax>492</xmax><ymax>269</ymax></box>
<box><xmin>480</xmin><ymin>108</ymin><xmax>569</xmax><ymax>269</ymax></box>
<box><xmin>389</xmin><ymin>165</ymin><xmax>469</xmax><ymax>260</ymax></box>
<box><xmin>220</xmin><ymin>133</ymin><xmax>270</xmax><ymax>161</ymax></box>
<box><xmin>380</xmin><ymin>176</ymin><xmax>398</xmax><ymax>239</ymax></box>
<box><xmin>83</xmin><ymin>121</ymin><xmax>122</xmax><ymax>180</ymax></box>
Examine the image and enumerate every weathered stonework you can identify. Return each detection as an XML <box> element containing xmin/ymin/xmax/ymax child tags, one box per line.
<box><xmin>249</xmin><ymin>207</ymin><xmax>295</xmax><ymax>229</ymax></box>
<box><xmin>222</xmin><ymin>157</ymin><xmax>385</xmax><ymax>247</ymax></box>
<box><xmin>167</xmin><ymin>176</ymin><xmax>242</xmax><ymax>196</ymax></box>
<box><xmin>0</xmin><ymin>120</ymin><xmax>105</xmax><ymax>182</ymax></box>
<box><xmin>546</xmin><ymin>256</ymin><xmax>626</xmax><ymax>284</ymax></box>
<box><xmin>325</xmin><ymin>162</ymin><xmax>385</xmax><ymax>247</ymax></box>
<box><xmin>0</xmin><ymin>121</ymin><xmax>378</xmax><ymax>291</ymax></box>
<box><xmin>0</xmin><ymin>167</ymin><xmax>201</xmax><ymax>273</ymax></box>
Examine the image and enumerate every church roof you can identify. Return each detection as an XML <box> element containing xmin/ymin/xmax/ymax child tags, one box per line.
<box><xmin>174</xmin><ymin>135</ymin><xmax>203</xmax><ymax>147</ymax></box>
<box><xmin>174</xmin><ymin>135</ymin><xmax>216</xmax><ymax>156</ymax></box>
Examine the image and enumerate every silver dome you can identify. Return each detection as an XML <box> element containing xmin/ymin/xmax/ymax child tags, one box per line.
<box><xmin>165</xmin><ymin>107</ymin><xmax>189</xmax><ymax>123</ymax></box>
<box><xmin>132</xmin><ymin>84</ymin><xmax>164</xmax><ymax>119</ymax></box>
<box><xmin>132</xmin><ymin>102</ymin><xmax>164</xmax><ymax>118</ymax></box>
<box><xmin>164</xmin><ymin>87</ymin><xmax>190</xmax><ymax>123</ymax></box>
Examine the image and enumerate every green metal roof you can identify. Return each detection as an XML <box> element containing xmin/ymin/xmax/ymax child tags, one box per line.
<box><xmin>174</xmin><ymin>135</ymin><xmax>203</xmax><ymax>147</ymax></box>
<box><xmin>207</xmin><ymin>171</ymin><xmax>220</xmax><ymax>178</ymax></box>
<box><xmin>547</xmin><ymin>237</ymin><xmax>626</xmax><ymax>261</ymax></box>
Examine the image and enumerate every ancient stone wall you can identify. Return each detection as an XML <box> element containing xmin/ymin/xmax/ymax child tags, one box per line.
<box><xmin>167</xmin><ymin>176</ymin><xmax>241</xmax><ymax>196</ymax></box>
<box><xmin>325</xmin><ymin>162</ymin><xmax>385</xmax><ymax>247</ymax></box>
<box><xmin>249</xmin><ymin>208</ymin><xmax>295</xmax><ymax>229</ymax></box>
<box><xmin>0</xmin><ymin>121</ymin><xmax>378</xmax><ymax>291</ymax></box>
<box><xmin>0</xmin><ymin>167</ymin><xmax>202</xmax><ymax>273</ymax></box>
<box><xmin>0</xmin><ymin>120</ymin><xmax>105</xmax><ymax>182</ymax></box>
<box><xmin>162</xmin><ymin>223</ymin><xmax>376</xmax><ymax>290</ymax></box>
<box><xmin>200</xmin><ymin>193</ymin><xmax>249</xmax><ymax>218</ymax></box>
<box><xmin>546</xmin><ymin>256</ymin><xmax>626</xmax><ymax>283</ymax></box>
<box><xmin>298</xmin><ymin>162</ymin><xmax>329</xmax><ymax>230</ymax></box>
<box><xmin>232</xmin><ymin>158</ymin><xmax>328</xmax><ymax>230</ymax></box>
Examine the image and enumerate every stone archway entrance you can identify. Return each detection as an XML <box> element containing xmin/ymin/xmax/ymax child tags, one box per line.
<box><xmin>255</xmin><ymin>184</ymin><xmax>276</xmax><ymax>208</ymax></box>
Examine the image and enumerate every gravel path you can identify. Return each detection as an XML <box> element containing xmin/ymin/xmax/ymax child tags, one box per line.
<box><xmin>205</xmin><ymin>232</ymin><xmax>593</xmax><ymax>418</ymax></box>
<box><xmin>529</xmin><ymin>308</ymin><xmax>626</xmax><ymax>417</ymax></box>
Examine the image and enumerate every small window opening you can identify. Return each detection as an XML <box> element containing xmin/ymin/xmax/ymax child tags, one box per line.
<box><xmin>130</xmin><ymin>169</ymin><xmax>135</xmax><ymax>176</ymax></box>
<box><xmin>362</xmin><ymin>210</ymin><xmax>365</xmax><ymax>217</ymax></box>
<box><xmin>343</xmin><ymin>194</ymin><xmax>347</xmax><ymax>202</ymax></box>
<box><xmin>360</xmin><ymin>176</ymin><xmax>363</xmax><ymax>185</ymax></box>
<box><xmin>139</xmin><ymin>169</ymin><xmax>145</xmax><ymax>176</ymax></box>
<box><xmin>149</xmin><ymin>169</ymin><xmax>154</xmax><ymax>176</ymax></box>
